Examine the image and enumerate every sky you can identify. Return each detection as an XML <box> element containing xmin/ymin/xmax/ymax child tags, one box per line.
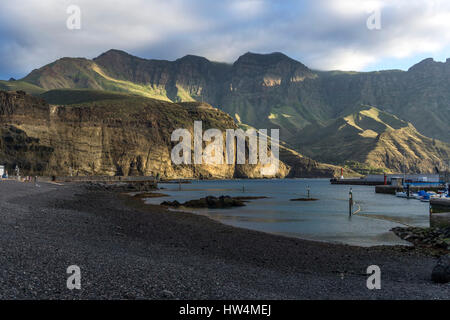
<box><xmin>1</xmin><ymin>0</ymin><xmax>450</xmax><ymax>80</ymax></box>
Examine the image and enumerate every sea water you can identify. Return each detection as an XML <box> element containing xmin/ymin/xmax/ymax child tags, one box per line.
<box><xmin>144</xmin><ymin>179</ymin><xmax>430</xmax><ymax>247</ymax></box>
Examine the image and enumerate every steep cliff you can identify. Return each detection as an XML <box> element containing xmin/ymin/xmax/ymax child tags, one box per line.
<box><xmin>2</xmin><ymin>90</ymin><xmax>350</xmax><ymax>178</ymax></box>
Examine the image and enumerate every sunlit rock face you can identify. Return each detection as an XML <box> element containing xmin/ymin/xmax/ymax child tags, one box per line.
<box><xmin>0</xmin><ymin>90</ymin><xmax>294</xmax><ymax>178</ymax></box>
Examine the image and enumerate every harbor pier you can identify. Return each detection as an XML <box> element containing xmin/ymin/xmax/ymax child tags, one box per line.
<box><xmin>375</xmin><ymin>185</ymin><xmax>443</xmax><ymax>195</ymax></box>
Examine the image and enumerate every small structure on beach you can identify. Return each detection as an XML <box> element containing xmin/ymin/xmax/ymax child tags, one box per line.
<box><xmin>0</xmin><ymin>165</ymin><xmax>4</xmax><ymax>177</ymax></box>
<box><xmin>430</xmin><ymin>198</ymin><xmax>450</xmax><ymax>228</ymax></box>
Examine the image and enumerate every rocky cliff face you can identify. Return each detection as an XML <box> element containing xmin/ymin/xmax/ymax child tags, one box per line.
<box><xmin>0</xmin><ymin>90</ymin><xmax>294</xmax><ymax>178</ymax></box>
<box><xmin>93</xmin><ymin>50</ymin><xmax>231</xmax><ymax>103</ymax></box>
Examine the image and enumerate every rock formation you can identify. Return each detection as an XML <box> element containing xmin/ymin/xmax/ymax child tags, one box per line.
<box><xmin>0</xmin><ymin>90</ymin><xmax>312</xmax><ymax>178</ymax></box>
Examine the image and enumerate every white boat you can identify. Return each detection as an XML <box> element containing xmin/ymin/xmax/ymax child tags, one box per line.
<box><xmin>396</xmin><ymin>192</ymin><xmax>407</xmax><ymax>198</ymax></box>
<box><xmin>396</xmin><ymin>191</ymin><xmax>418</xmax><ymax>199</ymax></box>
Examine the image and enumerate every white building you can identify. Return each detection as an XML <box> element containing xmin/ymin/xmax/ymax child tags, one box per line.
<box><xmin>0</xmin><ymin>165</ymin><xmax>4</xmax><ymax>177</ymax></box>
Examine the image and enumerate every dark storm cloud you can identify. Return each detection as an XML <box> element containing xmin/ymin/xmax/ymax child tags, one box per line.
<box><xmin>0</xmin><ymin>0</ymin><xmax>449</xmax><ymax>79</ymax></box>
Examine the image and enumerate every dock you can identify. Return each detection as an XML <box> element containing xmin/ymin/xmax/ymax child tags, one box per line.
<box><xmin>332</xmin><ymin>174</ymin><xmax>445</xmax><ymax>193</ymax></box>
<box><xmin>375</xmin><ymin>185</ymin><xmax>444</xmax><ymax>195</ymax></box>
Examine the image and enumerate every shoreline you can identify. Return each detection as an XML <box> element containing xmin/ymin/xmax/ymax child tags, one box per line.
<box><xmin>136</xmin><ymin>193</ymin><xmax>389</xmax><ymax>249</ymax></box>
<box><xmin>0</xmin><ymin>180</ymin><xmax>448</xmax><ymax>299</ymax></box>
<box><xmin>138</xmin><ymin>181</ymin><xmax>428</xmax><ymax>248</ymax></box>
<box><xmin>142</xmin><ymin>197</ymin><xmax>418</xmax><ymax>250</ymax></box>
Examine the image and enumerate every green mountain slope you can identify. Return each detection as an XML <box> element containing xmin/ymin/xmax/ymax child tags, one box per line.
<box><xmin>12</xmin><ymin>50</ymin><xmax>449</xmax><ymax>143</ymax></box>
<box><xmin>3</xmin><ymin>49</ymin><xmax>450</xmax><ymax>172</ymax></box>
<box><xmin>0</xmin><ymin>80</ymin><xmax>45</xmax><ymax>94</ymax></box>
<box><xmin>39</xmin><ymin>89</ymin><xmax>137</xmax><ymax>105</ymax></box>
<box><xmin>21</xmin><ymin>57</ymin><xmax>173</xmax><ymax>101</ymax></box>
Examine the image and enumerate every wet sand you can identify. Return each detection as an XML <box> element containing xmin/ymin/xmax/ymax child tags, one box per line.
<box><xmin>0</xmin><ymin>180</ymin><xmax>448</xmax><ymax>299</ymax></box>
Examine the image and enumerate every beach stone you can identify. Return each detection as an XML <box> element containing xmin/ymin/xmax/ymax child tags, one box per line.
<box><xmin>431</xmin><ymin>254</ymin><xmax>450</xmax><ymax>283</ymax></box>
<box><xmin>161</xmin><ymin>200</ymin><xmax>181</xmax><ymax>207</ymax></box>
<box><xmin>162</xmin><ymin>290</ymin><xmax>174</xmax><ymax>298</ymax></box>
<box><xmin>391</xmin><ymin>226</ymin><xmax>450</xmax><ymax>253</ymax></box>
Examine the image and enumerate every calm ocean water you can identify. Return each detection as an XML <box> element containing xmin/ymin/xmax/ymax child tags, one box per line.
<box><xmin>144</xmin><ymin>179</ymin><xmax>430</xmax><ymax>247</ymax></box>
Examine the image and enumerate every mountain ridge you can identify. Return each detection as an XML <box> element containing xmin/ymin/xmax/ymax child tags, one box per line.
<box><xmin>2</xmin><ymin>49</ymin><xmax>449</xmax><ymax>173</ymax></box>
<box><xmin>295</xmin><ymin>105</ymin><xmax>450</xmax><ymax>174</ymax></box>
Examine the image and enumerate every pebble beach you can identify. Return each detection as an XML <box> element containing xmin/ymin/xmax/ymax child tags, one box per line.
<box><xmin>0</xmin><ymin>180</ymin><xmax>448</xmax><ymax>299</ymax></box>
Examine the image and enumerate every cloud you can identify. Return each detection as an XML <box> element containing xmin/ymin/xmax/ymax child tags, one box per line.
<box><xmin>1</xmin><ymin>0</ymin><xmax>450</xmax><ymax>78</ymax></box>
<box><xmin>229</xmin><ymin>0</ymin><xmax>267</xmax><ymax>19</ymax></box>
<box><xmin>307</xmin><ymin>0</ymin><xmax>450</xmax><ymax>69</ymax></box>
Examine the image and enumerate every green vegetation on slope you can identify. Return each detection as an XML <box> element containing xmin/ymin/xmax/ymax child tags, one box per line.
<box><xmin>0</xmin><ymin>80</ymin><xmax>45</xmax><ymax>94</ymax></box>
<box><xmin>40</xmin><ymin>89</ymin><xmax>138</xmax><ymax>105</ymax></box>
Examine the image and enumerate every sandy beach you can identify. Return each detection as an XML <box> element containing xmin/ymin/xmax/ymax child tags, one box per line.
<box><xmin>0</xmin><ymin>180</ymin><xmax>448</xmax><ymax>299</ymax></box>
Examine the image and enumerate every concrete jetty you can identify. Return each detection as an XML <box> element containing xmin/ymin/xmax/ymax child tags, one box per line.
<box><xmin>332</xmin><ymin>174</ymin><xmax>441</xmax><ymax>186</ymax></box>
<box><xmin>375</xmin><ymin>185</ymin><xmax>443</xmax><ymax>195</ymax></box>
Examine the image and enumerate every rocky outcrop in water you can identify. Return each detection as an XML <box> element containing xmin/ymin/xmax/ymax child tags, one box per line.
<box><xmin>84</xmin><ymin>181</ymin><xmax>157</xmax><ymax>192</ymax></box>
<box><xmin>161</xmin><ymin>195</ymin><xmax>246</xmax><ymax>208</ymax></box>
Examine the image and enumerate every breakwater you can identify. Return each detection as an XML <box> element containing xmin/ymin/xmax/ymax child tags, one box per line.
<box><xmin>39</xmin><ymin>175</ymin><xmax>157</xmax><ymax>183</ymax></box>
<box><xmin>375</xmin><ymin>185</ymin><xmax>443</xmax><ymax>195</ymax></box>
<box><xmin>330</xmin><ymin>178</ymin><xmax>384</xmax><ymax>186</ymax></box>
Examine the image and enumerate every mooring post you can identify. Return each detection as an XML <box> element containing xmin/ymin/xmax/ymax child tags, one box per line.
<box><xmin>349</xmin><ymin>188</ymin><xmax>353</xmax><ymax>217</ymax></box>
<box><xmin>178</xmin><ymin>179</ymin><xmax>181</xmax><ymax>191</ymax></box>
<box><xmin>307</xmin><ymin>185</ymin><xmax>311</xmax><ymax>199</ymax></box>
<box><xmin>242</xmin><ymin>185</ymin><xmax>245</xmax><ymax>193</ymax></box>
